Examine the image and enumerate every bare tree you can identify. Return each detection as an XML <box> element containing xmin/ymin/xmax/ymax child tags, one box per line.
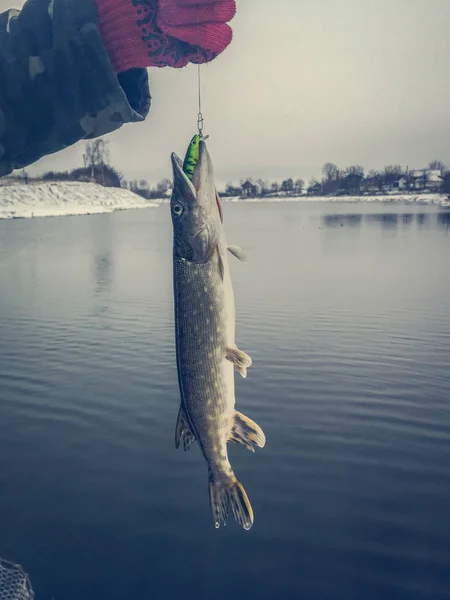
<box><xmin>441</xmin><ymin>171</ymin><xmax>450</xmax><ymax>193</ymax></box>
<box><xmin>429</xmin><ymin>160</ymin><xmax>447</xmax><ymax>176</ymax></box>
<box><xmin>346</xmin><ymin>165</ymin><xmax>364</xmax><ymax>177</ymax></box>
<box><xmin>383</xmin><ymin>165</ymin><xmax>403</xmax><ymax>187</ymax></box>
<box><xmin>83</xmin><ymin>139</ymin><xmax>110</xmax><ymax>183</ymax></box>
<box><xmin>281</xmin><ymin>178</ymin><xmax>294</xmax><ymax>194</ymax></box>
<box><xmin>225</xmin><ymin>182</ymin><xmax>242</xmax><ymax>196</ymax></box>
<box><xmin>294</xmin><ymin>179</ymin><xmax>304</xmax><ymax>195</ymax></box>
<box><xmin>341</xmin><ymin>166</ymin><xmax>364</xmax><ymax>195</ymax></box>
<box><xmin>157</xmin><ymin>178</ymin><xmax>171</xmax><ymax>195</ymax></box>
<box><xmin>256</xmin><ymin>179</ymin><xmax>266</xmax><ymax>196</ymax></box>
<box><xmin>374</xmin><ymin>171</ymin><xmax>384</xmax><ymax>192</ymax></box>
<box><xmin>366</xmin><ymin>169</ymin><xmax>376</xmax><ymax>187</ymax></box>
<box><xmin>322</xmin><ymin>162</ymin><xmax>339</xmax><ymax>181</ymax></box>
<box><xmin>322</xmin><ymin>163</ymin><xmax>341</xmax><ymax>195</ymax></box>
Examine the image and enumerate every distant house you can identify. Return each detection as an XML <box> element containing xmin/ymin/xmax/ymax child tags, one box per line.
<box><xmin>393</xmin><ymin>169</ymin><xmax>443</xmax><ymax>192</ymax></box>
<box><xmin>307</xmin><ymin>182</ymin><xmax>322</xmax><ymax>196</ymax></box>
<box><xmin>241</xmin><ymin>180</ymin><xmax>257</xmax><ymax>197</ymax></box>
<box><xmin>393</xmin><ymin>176</ymin><xmax>409</xmax><ymax>191</ymax></box>
<box><xmin>411</xmin><ymin>169</ymin><xmax>442</xmax><ymax>191</ymax></box>
<box><xmin>424</xmin><ymin>169</ymin><xmax>443</xmax><ymax>191</ymax></box>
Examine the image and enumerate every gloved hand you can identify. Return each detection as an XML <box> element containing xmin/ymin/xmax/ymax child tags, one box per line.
<box><xmin>95</xmin><ymin>0</ymin><xmax>236</xmax><ymax>73</ymax></box>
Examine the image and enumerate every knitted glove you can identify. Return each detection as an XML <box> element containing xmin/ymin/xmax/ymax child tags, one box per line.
<box><xmin>95</xmin><ymin>0</ymin><xmax>236</xmax><ymax>73</ymax></box>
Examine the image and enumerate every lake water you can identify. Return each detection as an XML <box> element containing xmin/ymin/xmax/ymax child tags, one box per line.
<box><xmin>1</xmin><ymin>202</ymin><xmax>450</xmax><ymax>600</ymax></box>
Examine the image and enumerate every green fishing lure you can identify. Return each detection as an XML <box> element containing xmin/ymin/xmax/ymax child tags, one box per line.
<box><xmin>181</xmin><ymin>133</ymin><xmax>223</xmax><ymax>222</ymax></box>
<box><xmin>183</xmin><ymin>134</ymin><xmax>201</xmax><ymax>181</ymax></box>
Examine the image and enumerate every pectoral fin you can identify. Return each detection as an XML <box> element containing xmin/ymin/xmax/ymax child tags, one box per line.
<box><xmin>226</xmin><ymin>347</ymin><xmax>252</xmax><ymax>378</ymax></box>
<box><xmin>229</xmin><ymin>411</ymin><xmax>266</xmax><ymax>452</ymax></box>
<box><xmin>175</xmin><ymin>406</ymin><xmax>196</xmax><ymax>451</ymax></box>
<box><xmin>227</xmin><ymin>245</ymin><xmax>246</xmax><ymax>262</ymax></box>
<box><xmin>217</xmin><ymin>247</ymin><xmax>224</xmax><ymax>282</ymax></box>
<box><xmin>216</xmin><ymin>190</ymin><xmax>223</xmax><ymax>223</ymax></box>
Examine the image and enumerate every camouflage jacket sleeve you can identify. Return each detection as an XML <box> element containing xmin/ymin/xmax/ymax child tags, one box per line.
<box><xmin>0</xmin><ymin>0</ymin><xmax>151</xmax><ymax>177</ymax></box>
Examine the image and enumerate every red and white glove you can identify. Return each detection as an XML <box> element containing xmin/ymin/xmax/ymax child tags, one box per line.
<box><xmin>95</xmin><ymin>0</ymin><xmax>236</xmax><ymax>73</ymax></box>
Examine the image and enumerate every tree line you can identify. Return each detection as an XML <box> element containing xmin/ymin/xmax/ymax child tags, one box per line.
<box><xmin>309</xmin><ymin>160</ymin><xmax>450</xmax><ymax>196</ymax></box>
<box><xmin>224</xmin><ymin>178</ymin><xmax>305</xmax><ymax>197</ymax></box>
<box><xmin>224</xmin><ymin>160</ymin><xmax>450</xmax><ymax>198</ymax></box>
<box><xmin>14</xmin><ymin>138</ymin><xmax>450</xmax><ymax>200</ymax></box>
<box><xmin>24</xmin><ymin>139</ymin><xmax>171</xmax><ymax>200</ymax></box>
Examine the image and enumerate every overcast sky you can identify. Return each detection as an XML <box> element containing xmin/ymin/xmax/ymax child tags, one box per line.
<box><xmin>2</xmin><ymin>0</ymin><xmax>450</xmax><ymax>185</ymax></box>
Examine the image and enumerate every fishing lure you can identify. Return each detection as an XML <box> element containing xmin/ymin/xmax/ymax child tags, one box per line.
<box><xmin>183</xmin><ymin>134</ymin><xmax>201</xmax><ymax>181</ymax></box>
<box><xmin>182</xmin><ymin>134</ymin><xmax>223</xmax><ymax>222</ymax></box>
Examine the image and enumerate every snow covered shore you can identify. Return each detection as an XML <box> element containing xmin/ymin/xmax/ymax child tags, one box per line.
<box><xmin>0</xmin><ymin>182</ymin><xmax>159</xmax><ymax>220</ymax></box>
<box><xmin>1</xmin><ymin>183</ymin><xmax>449</xmax><ymax>220</ymax></box>
<box><xmin>234</xmin><ymin>193</ymin><xmax>448</xmax><ymax>205</ymax></box>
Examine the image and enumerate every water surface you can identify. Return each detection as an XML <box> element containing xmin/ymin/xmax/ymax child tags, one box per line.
<box><xmin>1</xmin><ymin>202</ymin><xmax>450</xmax><ymax>600</ymax></box>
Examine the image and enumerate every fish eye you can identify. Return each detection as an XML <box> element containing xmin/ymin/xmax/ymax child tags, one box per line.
<box><xmin>172</xmin><ymin>203</ymin><xmax>184</xmax><ymax>216</ymax></box>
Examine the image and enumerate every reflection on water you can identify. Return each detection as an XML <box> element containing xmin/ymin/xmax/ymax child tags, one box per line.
<box><xmin>93</xmin><ymin>254</ymin><xmax>112</xmax><ymax>295</ymax></box>
<box><xmin>322</xmin><ymin>214</ymin><xmax>363</xmax><ymax>227</ymax></box>
<box><xmin>366</xmin><ymin>213</ymin><xmax>399</xmax><ymax>227</ymax></box>
<box><xmin>416</xmin><ymin>213</ymin><xmax>429</xmax><ymax>227</ymax></box>
<box><xmin>401</xmin><ymin>213</ymin><xmax>414</xmax><ymax>226</ymax></box>
<box><xmin>90</xmin><ymin>215</ymin><xmax>114</xmax><ymax>318</ymax></box>
<box><xmin>321</xmin><ymin>211</ymin><xmax>446</xmax><ymax>230</ymax></box>
<box><xmin>437</xmin><ymin>211</ymin><xmax>450</xmax><ymax>231</ymax></box>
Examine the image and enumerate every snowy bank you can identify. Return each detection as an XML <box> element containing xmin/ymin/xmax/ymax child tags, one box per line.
<box><xmin>235</xmin><ymin>193</ymin><xmax>448</xmax><ymax>205</ymax></box>
<box><xmin>0</xmin><ymin>181</ymin><xmax>159</xmax><ymax>220</ymax></box>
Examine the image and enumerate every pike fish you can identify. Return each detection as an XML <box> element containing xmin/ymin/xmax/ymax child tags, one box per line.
<box><xmin>170</xmin><ymin>139</ymin><xmax>265</xmax><ymax>530</ymax></box>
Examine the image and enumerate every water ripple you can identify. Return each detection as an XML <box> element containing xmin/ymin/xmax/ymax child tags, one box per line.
<box><xmin>1</xmin><ymin>204</ymin><xmax>450</xmax><ymax>600</ymax></box>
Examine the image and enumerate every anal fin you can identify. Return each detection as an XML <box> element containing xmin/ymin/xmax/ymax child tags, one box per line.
<box><xmin>175</xmin><ymin>405</ymin><xmax>196</xmax><ymax>451</ymax></box>
<box><xmin>229</xmin><ymin>411</ymin><xmax>266</xmax><ymax>452</ymax></box>
<box><xmin>226</xmin><ymin>347</ymin><xmax>252</xmax><ymax>378</ymax></box>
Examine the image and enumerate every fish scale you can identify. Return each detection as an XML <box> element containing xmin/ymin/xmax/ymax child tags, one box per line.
<box><xmin>174</xmin><ymin>254</ymin><xmax>232</xmax><ymax>467</ymax></box>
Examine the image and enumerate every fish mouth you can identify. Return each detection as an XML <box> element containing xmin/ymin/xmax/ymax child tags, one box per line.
<box><xmin>171</xmin><ymin>152</ymin><xmax>197</xmax><ymax>199</ymax></box>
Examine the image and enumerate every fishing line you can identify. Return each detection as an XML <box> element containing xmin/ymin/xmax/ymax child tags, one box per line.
<box><xmin>197</xmin><ymin>63</ymin><xmax>204</xmax><ymax>137</ymax></box>
<box><xmin>196</xmin><ymin>5</ymin><xmax>205</xmax><ymax>138</ymax></box>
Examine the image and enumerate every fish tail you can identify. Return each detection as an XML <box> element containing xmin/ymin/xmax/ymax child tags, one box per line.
<box><xmin>208</xmin><ymin>469</ymin><xmax>254</xmax><ymax>531</ymax></box>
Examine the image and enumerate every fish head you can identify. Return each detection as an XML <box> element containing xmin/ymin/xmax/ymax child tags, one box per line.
<box><xmin>170</xmin><ymin>140</ymin><xmax>222</xmax><ymax>262</ymax></box>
